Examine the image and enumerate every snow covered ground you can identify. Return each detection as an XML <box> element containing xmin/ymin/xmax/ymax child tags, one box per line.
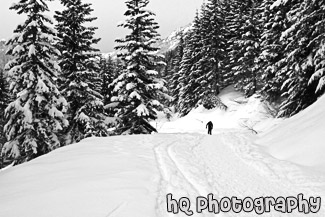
<box><xmin>257</xmin><ymin>94</ymin><xmax>325</xmax><ymax>171</ymax></box>
<box><xmin>0</xmin><ymin>87</ymin><xmax>324</xmax><ymax>217</ymax></box>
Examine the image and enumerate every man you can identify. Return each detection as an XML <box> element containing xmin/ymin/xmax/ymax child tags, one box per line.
<box><xmin>206</xmin><ymin>121</ymin><xmax>213</xmax><ymax>135</ymax></box>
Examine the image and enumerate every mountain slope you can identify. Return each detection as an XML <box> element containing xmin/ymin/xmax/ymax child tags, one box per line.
<box><xmin>257</xmin><ymin>94</ymin><xmax>325</xmax><ymax>171</ymax></box>
<box><xmin>102</xmin><ymin>24</ymin><xmax>193</xmax><ymax>58</ymax></box>
<box><xmin>155</xmin><ymin>24</ymin><xmax>192</xmax><ymax>54</ymax></box>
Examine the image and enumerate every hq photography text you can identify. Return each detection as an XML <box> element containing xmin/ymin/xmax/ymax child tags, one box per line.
<box><xmin>166</xmin><ymin>193</ymin><xmax>321</xmax><ymax>215</ymax></box>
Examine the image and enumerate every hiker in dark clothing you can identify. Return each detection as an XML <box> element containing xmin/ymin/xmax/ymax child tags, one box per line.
<box><xmin>206</xmin><ymin>121</ymin><xmax>213</xmax><ymax>135</ymax></box>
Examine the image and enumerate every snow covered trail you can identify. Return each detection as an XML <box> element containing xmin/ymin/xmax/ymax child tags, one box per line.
<box><xmin>0</xmin><ymin>131</ymin><xmax>324</xmax><ymax>217</ymax></box>
<box><xmin>196</xmin><ymin>131</ymin><xmax>324</xmax><ymax>216</ymax></box>
<box><xmin>154</xmin><ymin>134</ymin><xmax>217</xmax><ymax>217</ymax></box>
<box><xmin>153</xmin><ymin>131</ymin><xmax>324</xmax><ymax>217</ymax></box>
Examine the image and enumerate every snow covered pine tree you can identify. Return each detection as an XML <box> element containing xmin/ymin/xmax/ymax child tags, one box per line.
<box><xmin>99</xmin><ymin>56</ymin><xmax>116</xmax><ymax>110</ymax></box>
<box><xmin>55</xmin><ymin>0</ymin><xmax>108</xmax><ymax>144</ymax></box>
<box><xmin>258</xmin><ymin>0</ymin><xmax>289</xmax><ymax>103</ymax></box>
<box><xmin>277</xmin><ymin>0</ymin><xmax>325</xmax><ymax>117</ymax></box>
<box><xmin>2</xmin><ymin>0</ymin><xmax>68</xmax><ymax>164</ymax></box>
<box><xmin>167</xmin><ymin>35</ymin><xmax>186</xmax><ymax>112</ymax></box>
<box><xmin>0</xmin><ymin>67</ymin><xmax>9</xmax><ymax>163</ymax></box>
<box><xmin>113</xmin><ymin>0</ymin><xmax>167</xmax><ymax>135</ymax></box>
<box><xmin>177</xmin><ymin>12</ymin><xmax>203</xmax><ymax>116</ymax></box>
<box><xmin>228</xmin><ymin>0</ymin><xmax>262</xmax><ymax>97</ymax></box>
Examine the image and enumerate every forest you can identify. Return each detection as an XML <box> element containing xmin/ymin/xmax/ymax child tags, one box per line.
<box><xmin>0</xmin><ymin>0</ymin><xmax>324</xmax><ymax>167</ymax></box>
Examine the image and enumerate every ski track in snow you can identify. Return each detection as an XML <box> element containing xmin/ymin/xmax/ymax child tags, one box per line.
<box><xmin>154</xmin><ymin>134</ymin><xmax>218</xmax><ymax>217</ymax></box>
<box><xmin>223</xmin><ymin>131</ymin><xmax>325</xmax><ymax>195</ymax></box>
<box><xmin>153</xmin><ymin>131</ymin><xmax>325</xmax><ymax>217</ymax></box>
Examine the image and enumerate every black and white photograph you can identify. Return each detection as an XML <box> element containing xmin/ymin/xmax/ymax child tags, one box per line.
<box><xmin>0</xmin><ymin>0</ymin><xmax>324</xmax><ymax>216</ymax></box>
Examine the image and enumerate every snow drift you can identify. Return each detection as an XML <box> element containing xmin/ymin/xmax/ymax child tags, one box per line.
<box><xmin>257</xmin><ymin>94</ymin><xmax>325</xmax><ymax>171</ymax></box>
<box><xmin>0</xmin><ymin>136</ymin><xmax>160</xmax><ymax>217</ymax></box>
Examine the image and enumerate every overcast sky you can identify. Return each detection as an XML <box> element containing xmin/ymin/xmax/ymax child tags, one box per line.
<box><xmin>0</xmin><ymin>0</ymin><xmax>204</xmax><ymax>53</ymax></box>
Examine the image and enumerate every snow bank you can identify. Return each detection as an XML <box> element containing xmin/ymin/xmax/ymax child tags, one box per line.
<box><xmin>0</xmin><ymin>136</ymin><xmax>160</xmax><ymax>217</ymax></box>
<box><xmin>257</xmin><ymin>95</ymin><xmax>325</xmax><ymax>171</ymax></box>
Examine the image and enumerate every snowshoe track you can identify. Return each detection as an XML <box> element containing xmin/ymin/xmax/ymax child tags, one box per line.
<box><xmin>153</xmin><ymin>132</ymin><xmax>324</xmax><ymax>217</ymax></box>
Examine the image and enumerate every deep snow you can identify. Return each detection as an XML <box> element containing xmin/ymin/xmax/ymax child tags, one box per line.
<box><xmin>257</xmin><ymin>94</ymin><xmax>325</xmax><ymax>170</ymax></box>
<box><xmin>0</xmin><ymin>87</ymin><xmax>324</xmax><ymax>217</ymax></box>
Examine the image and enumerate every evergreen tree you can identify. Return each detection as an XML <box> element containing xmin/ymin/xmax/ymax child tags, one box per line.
<box><xmin>0</xmin><ymin>40</ymin><xmax>11</xmax><ymax>168</ymax></box>
<box><xmin>162</xmin><ymin>50</ymin><xmax>177</xmax><ymax>78</ymax></box>
<box><xmin>259</xmin><ymin>0</ymin><xmax>288</xmax><ymax>102</ymax></box>
<box><xmin>0</xmin><ymin>40</ymin><xmax>10</xmax><ymax>148</ymax></box>
<box><xmin>178</xmin><ymin>13</ymin><xmax>203</xmax><ymax>116</ymax></box>
<box><xmin>221</xmin><ymin>0</ymin><xmax>236</xmax><ymax>85</ymax></box>
<box><xmin>112</xmin><ymin>0</ymin><xmax>167</xmax><ymax>134</ymax></box>
<box><xmin>55</xmin><ymin>0</ymin><xmax>108</xmax><ymax>143</ymax></box>
<box><xmin>168</xmin><ymin>35</ymin><xmax>184</xmax><ymax>110</ymax></box>
<box><xmin>275</xmin><ymin>0</ymin><xmax>320</xmax><ymax>117</ymax></box>
<box><xmin>228</xmin><ymin>0</ymin><xmax>263</xmax><ymax>97</ymax></box>
<box><xmin>198</xmin><ymin>0</ymin><xmax>228</xmax><ymax>95</ymax></box>
<box><xmin>224</xmin><ymin>0</ymin><xmax>247</xmax><ymax>86</ymax></box>
<box><xmin>312</xmin><ymin>42</ymin><xmax>325</xmax><ymax>94</ymax></box>
<box><xmin>177</xmin><ymin>2</ymin><xmax>228</xmax><ymax>115</ymax></box>
<box><xmin>304</xmin><ymin>0</ymin><xmax>325</xmax><ymax>94</ymax></box>
<box><xmin>99</xmin><ymin>56</ymin><xmax>116</xmax><ymax>108</ymax></box>
<box><xmin>2</xmin><ymin>0</ymin><xmax>68</xmax><ymax>164</ymax></box>
<box><xmin>0</xmin><ymin>68</ymin><xmax>9</xmax><ymax>151</ymax></box>
<box><xmin>192</xmin><ymin>4</ymin><xmax>213</xmax><ymax>97</ymax></box>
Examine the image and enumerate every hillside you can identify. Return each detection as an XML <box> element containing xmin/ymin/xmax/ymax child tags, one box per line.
<box><xmin>155</xmin><ymin>24</ymin><xmax>192</xmax><ymax>54</ymax></box>
<box><xmin>257</xmin><ymin>94</ymin><xmax>325</xmax><ymax>172</ymax></box>
<box><xmin>1</xmin><ymin>87</ymin><xmax>324</xmax><ymax>217</ymax></box>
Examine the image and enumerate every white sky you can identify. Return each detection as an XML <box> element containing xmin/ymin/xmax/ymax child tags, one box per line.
<box><xmin>0</xmin><ymin>0</ymin><xmax>204</xmax><ymax>52</ymax></box>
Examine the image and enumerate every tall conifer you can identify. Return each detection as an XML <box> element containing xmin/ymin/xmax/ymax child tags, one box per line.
<box><xmin>112</xmin><ymin>0</ymin><xmax>167</xmax><ymax>134</ymax></box>
<box><xmin>55</xmin><ymin>0</ymin><xmax>108</xmax><ymax>143</ymax></box>
<box><xmin>2</xmin><ymin>0</ymin><xmax>68</xmax><ymax>163</ymax></box>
